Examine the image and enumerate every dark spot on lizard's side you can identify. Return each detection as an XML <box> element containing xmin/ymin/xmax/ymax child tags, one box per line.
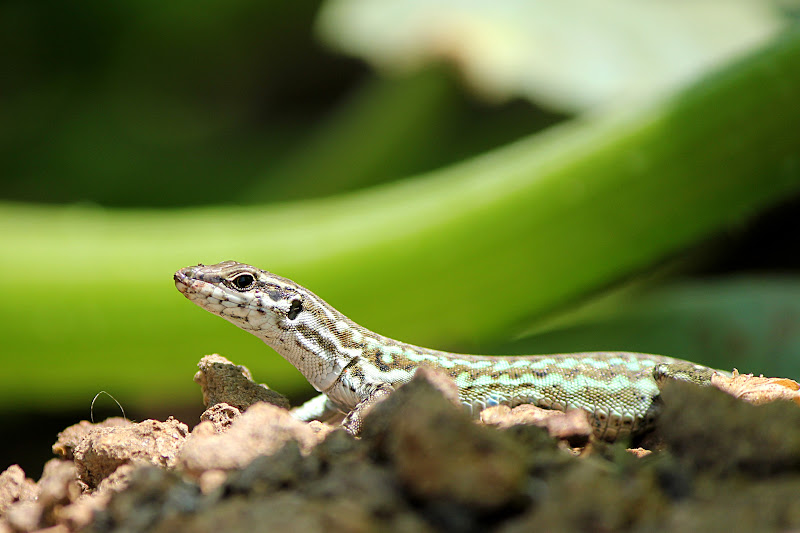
<box><xmin>349</xmin><ymin>364</ymin><xmax>365</xmax><ymax>381</ymax></box>
<box><xmin>267</xmin><ymin>290</ymin><xmax>282</xmax><ymax>302</ymax></box>
<box><xmin>376</xmin><ymin>360</ymin><xmax>390</xmax><ymax>372</ymax></box>
<box><xmin>287</xmin><ymin>299</ymin><xmax>303</xmax><ymax>320</ymax></box>
<box><xmin>400</xmin><ymin>362</ymin><xmax>416</xmax><ymax>372</ymax></box>
<box><xmin>363</xmin><ymin>346</ymin><xmax>382</xmax><ymax>366</ymax></box>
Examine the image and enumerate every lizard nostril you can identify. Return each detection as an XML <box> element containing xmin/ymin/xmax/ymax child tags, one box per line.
<box><xmin>175</xmin><ymin>267</ymin><xmax>194</xmax><ymax>280</ymax></box>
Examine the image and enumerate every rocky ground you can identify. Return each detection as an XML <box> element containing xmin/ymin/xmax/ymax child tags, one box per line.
<box><xmin>1</xmin><ymin>354</ymin><xmax>799</xmax><ymax>533</ymax></box>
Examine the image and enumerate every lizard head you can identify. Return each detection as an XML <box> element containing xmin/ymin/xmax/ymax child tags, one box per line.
<box><xmin>175</xmin><ymin>260</ymin><xmax>356</xmax><ymax>391</ymax></box>
<box><xmin>174</xmin><ymin>261</ymin><xmax>310</xmax><ymax>340</ymax></box>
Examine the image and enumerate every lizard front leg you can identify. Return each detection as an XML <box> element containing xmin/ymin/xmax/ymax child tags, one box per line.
<box><xmin>291</xmin><ymin>393</ymin><xmax>342</xmax><ymax>422</ymax></box>
<box><xmin>342</xmin><ymin>383</ymin><xmax>395</xmax><ymax>435</ymax></box>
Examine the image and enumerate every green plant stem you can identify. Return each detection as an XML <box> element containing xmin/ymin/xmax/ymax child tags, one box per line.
<box><xmin>3</xmin><ymin>29</ymin><xmax>800</xmax><ymax>408</ymax></box>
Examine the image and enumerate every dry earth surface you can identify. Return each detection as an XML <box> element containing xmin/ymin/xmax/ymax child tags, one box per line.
<box><xmin>1</xmin><ymin>354</ymin><xmax>800</xmax><ymax>533</ymax></box>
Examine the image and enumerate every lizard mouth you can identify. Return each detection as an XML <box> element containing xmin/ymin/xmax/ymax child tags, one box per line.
<box><xmin>175</xmin><ymin>264</ymin><xmax>276</xmax><ymax>333</ymax></box>
<box><xmin>174</xmin><ymin>267</ymin><xmax>201</xmax><ymax>297</ymax></box>
<box><xmin>173</xmin><ymin>268</ymin><xmax>189</xmax><ymax>292</ymax></box>
<box><xmin>174</xmin><ymin>265</ymin><xmax>252</xmax><ymax>310</ymax></box>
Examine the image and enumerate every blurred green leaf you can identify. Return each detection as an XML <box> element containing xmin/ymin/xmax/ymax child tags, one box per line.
<box><xmin>503</xmin><ymin>278</ymin><xmax>800</xmax><ymax>378</ymax></box>
<box><xmin>2</xmin><ymin>28</ymin><xmax>800</xmax><ymax>411</ymax></box>
<box><xmin>0</xmin><ymin>0</ymin><xmax>336</xmax><ymax>207</ymax></box>
<box><xmin>244</xmin><ymin>67</ymin><xmax>563</xmax><ymax>202</ymax></box>
<box><xmin>244</xmin><ymin>68</ymin><xmax>460</xmax><ymax>201</ymax></box>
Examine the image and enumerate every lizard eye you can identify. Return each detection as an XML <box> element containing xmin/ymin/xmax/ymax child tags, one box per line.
<box><xmin>287</xmin><ymin>299</ymin><xmax>303</xmax><ymax>320</ymax></box>
<box><xmin>231</xmin><ymin>273</ymin><xmax>255</xmax><ymax>290</ymax></box>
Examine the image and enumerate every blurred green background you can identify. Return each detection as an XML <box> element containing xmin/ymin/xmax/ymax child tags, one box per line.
<box><xmin>3</xmin><ymin>1</ymin><xmax>800</xmax><ymax>475</ymax></box>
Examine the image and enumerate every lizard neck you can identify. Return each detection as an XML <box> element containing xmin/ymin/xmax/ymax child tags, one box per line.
<box><xmin>257</xmin><ymin>299</ymin><xmax>446</xmax><ymax>393</ymax></box>
<box><xmin>255</xmin><ymin>297</ymin><xmax>392</xmax><ymax>392</ymax></box>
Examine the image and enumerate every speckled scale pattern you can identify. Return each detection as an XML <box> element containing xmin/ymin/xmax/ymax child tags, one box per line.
<box><xmin>355</xmin><ymin>345</ymin><xmax>675</xmax><ymax>441</ymax></box>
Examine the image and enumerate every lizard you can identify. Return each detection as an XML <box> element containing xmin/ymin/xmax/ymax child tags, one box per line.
<box><xmin>174</xmin><ymin>260</ymin><xmax>721</xmax><ymax>441</ymax></box>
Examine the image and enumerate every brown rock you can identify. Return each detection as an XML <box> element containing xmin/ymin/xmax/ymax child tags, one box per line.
<box><xmin>178</xmin><ymin>402</ymin><xmax>323</xmax><ymax>476</ymax></box>
<box><xmin>90</xmin><ymin>466</ymin><xmax>202</xmax><ymax>532</ymax></box>
<box><xmin>4</xmin><ymin>501</ymin><xmax>42</xmax><ymax>532</ymax></box>
<box><xmin>52</xmin><ymin>418</ymin><xmax>131</xmax><ymax>460</ymax></box>
<box><xmin>197</xmin><ymin>470</ymin><xmax>227</xmax><ymax>495</ymax></box>
<box><xmin>33</xmin><ymin>526</ymin><xmax>70</xmax><ymax>533</ymax></box>
<box><xmin>627</xmin><ymin>448</ymin><xmax>653</xmax><ymax>458</ymax></box>
<box><xmin>56</xmin><ymin>469</ymin><xmax>127</xmax><ymax>533</ymax></box>
<box><xmin>189</xmin><ymin>421</ymin><xmax>216</xmax><ymax>438</ymax></box>
<box><xmin>545</xmin><ymin>408</ymin><xmax>593</xmax><ymax>443</ymax></box>
<box><xmin>481</xmin><ymin>404</ymin><xmax>592</xmax><ymax>446</ymax></box>
<box><xmin>1</xmin><ymin>461</ymin><xmax>89</xmax><ymax>532</ymax></box>
<box><xmin>362</xmin><ymin>371</ymin><xmax>528</xmax><ymax>510</ymax></box>
<box><xmin>57</xmin><ymin>495</ymin><xmax>108</xmax><ymax>532</ymax></box>
<box><xmin>712</xmin><ymin>370</ymin><xmax>800</xmax><ymax>406</ymax></box>
<box><xmin>658</xmin><ymin>379</ymin><xmax>800</xmax><ymax>476</ymax></box>
<box><xmin>481</xmin><ymin>404</ymin><xmax>547</xmax><ymax>427</ymax></box>
<box><xmin>94</xmin><ymin>463</ymin><xmax>136</xmax><ymax>495</ymax></box>
<box><xmin>37</xmin><ymin>460</ymin><xmax>81</xmax><ymax>508</ymax></box>
<box><xmin>199</xmin><ymin>403</ymin><xmax>241</xmax><ymax>433</ymax></box>
<box><xmin>150</xmin><ymin>493</ymin><xmax>380</xmax><ymax>533</ymax></box>
<box><xmin>0</xmin><ymin>465</ymin><xmax>37</xmax><ymax>515</ymax></box>
<box><xmin>412</xmin><ymin>366</ymin><xmax>462</xmax><ymax>406</ymax></box>
<box><xmin>194</xmin><ymin>354</ymin><xmax>290</xmax><ymax>411</ymax></box>
<box><xmin>74</xmin><ymin>418</ymin><xmax>189</xmax><ymax>489</ymax></box>
<box><xmin>307</xmin><ymin>421</ymin><xmax>336</xmax><ymax>441</ymax></box>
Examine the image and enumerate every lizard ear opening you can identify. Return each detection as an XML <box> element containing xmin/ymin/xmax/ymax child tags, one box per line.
<box><xmin>287</xmin><ymin>299</ymin><xmax>303</xmax><ymax>320</ymax></box>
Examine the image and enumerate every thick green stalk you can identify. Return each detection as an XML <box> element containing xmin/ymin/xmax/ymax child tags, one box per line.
<box><xmin>3</xmin><ymin>29</ymin><xmax>800</xmax><ymax>408</ymax></box>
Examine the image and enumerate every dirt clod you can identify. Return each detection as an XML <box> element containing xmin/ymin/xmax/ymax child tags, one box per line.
<box><xmin>0</xmin><ymin>466</ymin><xmax>37</xmax><ymax>515</ymax></box>
<box><xmin>52</xmin><ymin>419</ymin><xmax>131</xmax><ymax>461</ymax></box>
<box><xmin>4</xmin><ymin>500</ymin><xmax>43</xmax><ymax>532</ymax></box>
<box><xmin>481</xmin><ymin>404</ymin><xmax>593</xmax><ymax>446</ymax></box>
<box><xmin>657</xmin><ymin>379</ymin><xmax>800</xmax><ymax>476</ymax></box>
<box><xmin>3</xmin><ymin>354</ymin><xmax>800</xmax><ymax>533</ymax></box>
<box><xmin>198</xmin><ymin>403</ymin><xmax>241</xmax><ymax>433</ymax></box>
<box><xmin>362</xmin><ymin>370</ymin><xmax>529</xmax><ymax>512</ymax></box>
<box><xmin>74</xmin><ymin>418</ymin><xmax>189</xmax><ymax>489</ymax></box>
<box><xmin>194</xmin><ymin>354</ymin><xmax>290</xmax><ymax>411</ymax></box>
<box><xmin>177</xmin><ymin>402</ymin><xmax>327</xmax><ymax>476</ymax></box>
